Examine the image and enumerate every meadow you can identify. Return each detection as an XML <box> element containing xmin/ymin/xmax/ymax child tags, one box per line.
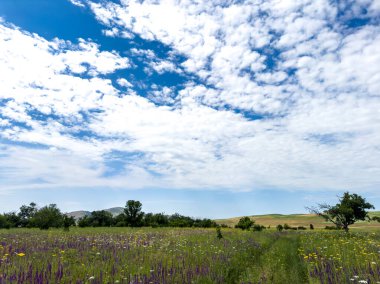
<box><xmin>1</xmin><ymin>227</ymin><xmax>380</xmax><ymax>284</ymax></box>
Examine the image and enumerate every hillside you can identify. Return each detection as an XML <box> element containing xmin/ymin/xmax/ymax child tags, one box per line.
<box><xmin>66</xmin><ymin>207</ymin><xmax>124</xmax><ymax>220</ymax></box>
<box><xmin>215</xmin><ymin>211</ymin><xmax>380</xmax><ymax>229</ymax></box>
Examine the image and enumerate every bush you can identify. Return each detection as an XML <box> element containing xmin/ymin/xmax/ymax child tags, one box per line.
<box><xmin>297</xmin><ymin>226</ymin><xmax>306</xmax><ymax>230</ymax></box>
<box><xmin>216</xmin><ymin>226</ymin><xmax>223</xmax><ymax>239</ymax></box>
<box><xmin>235</xmin><ymin>217</ymin><xmax>254</xmax><ymax>230</ymax></box>
<box><xmin>309</xmin><ymin>224</ymin><xmax>314</xmax><ymax>230</ymax></box>
<box><xmin>276</xmin><ymin>224</ymin><xmax>283</xmax><ymax>231</ymax></box>
<box><xmin>283</xmin><ymin>223</ymin><xmax>291</xmax><ymax>230</ymax></box>
<box><xmin>252</xmin><ymin>224</ymin><xmax>266</xmax><ymax>232</ymax></box>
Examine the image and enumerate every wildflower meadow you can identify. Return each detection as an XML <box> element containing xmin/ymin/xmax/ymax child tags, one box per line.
<box><xmin>1</xmin><ymin>228</ymin><xmax>379</xmax><ymax>283</ymax></box>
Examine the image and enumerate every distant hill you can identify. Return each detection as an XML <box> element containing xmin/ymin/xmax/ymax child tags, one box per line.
<box><xmin>66</xmin><ymin>207</ymin><xmax>124</xmax><ymax>221</ymax></box>
<box><xmin>215</xmin><ymin>211</ymin><xmax>380</xmax><ymax>229</ymax></box>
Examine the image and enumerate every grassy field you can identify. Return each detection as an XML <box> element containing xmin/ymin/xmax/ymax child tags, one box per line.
<box><xmin>1</xmin><ymin>227</ymin><xmax>380</xmax><ymax>283</ymax></box>
<box><xmin>215</xmin><ymin>211</ymin><xmax>380</xmax><ymax>229</ymax></box>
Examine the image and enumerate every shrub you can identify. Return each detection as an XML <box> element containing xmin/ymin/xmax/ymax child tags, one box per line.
<box><xmin>216</xmin><ymin>226</ymin><xmax>223</xmax><ymax>239</ymax></box>
<box><xmin>252</xmin><ymin>224</ymin><xmax>265</xmax><ymax>232</ymax></box>
<box><xmin>235</xmin><ymin>217</ymin><xmax>254</xmax><ymax>230</ymax></box>
<box><xmin>276</xmin><ymin>224</ymin><xmax>283</xmax><ymax>231</ymax></box>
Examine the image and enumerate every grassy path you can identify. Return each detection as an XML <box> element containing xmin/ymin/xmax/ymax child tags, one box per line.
<box><xmin>241</xmin><ymin>232</ymin><xmax>309</xmax><ymax>284</ymax></box>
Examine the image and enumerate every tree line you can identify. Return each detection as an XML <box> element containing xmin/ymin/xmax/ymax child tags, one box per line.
<box><xmin>0</xmin><ymin>200</ymin><xmax>218</xmax><ymax>230</ymax></box>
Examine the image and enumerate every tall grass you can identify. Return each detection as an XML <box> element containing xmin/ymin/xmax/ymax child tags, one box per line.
<box><xmin>1</xmin><ymin>228</ymin><xmax>379</xmax><ymax>283</ymax></box>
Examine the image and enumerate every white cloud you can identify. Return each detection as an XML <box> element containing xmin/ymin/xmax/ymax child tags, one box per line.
<box><xmin>68</xmin><ymin>0</ymin><xmax>86</xmax><ymax>8</ymax></box>
<box><xmin>1</xmin><ymin>0</ymin><xmax>380</xmax><ymax>194</ymax></box>
<box><xmin>117</xmin><ymin>78</ymin><xmax>133</xmax><ymax>88</ymax></box>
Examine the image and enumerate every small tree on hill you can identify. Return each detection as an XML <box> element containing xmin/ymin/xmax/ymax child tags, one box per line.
<box><xmin>307</xmin><ymin>192</ymin><xmax>374</xmax><ymax>232</ymax></box>
<box><xmin>124</xmin><ymin>200</ymin><xmax>144</xmax><ymax>227</ymax></box>
<box><xmin>235</xmin><ymin>216</ymin><xmax>254</xmax><ymax>230</ymax></box>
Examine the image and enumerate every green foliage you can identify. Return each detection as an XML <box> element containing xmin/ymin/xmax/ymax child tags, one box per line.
<box><xmin>113</xmin><ymin>213</ymin><xmax>127</xmax><ymax>227</ymax></box>
<box><xmin>283</xmin><ymin>223</ymin><xmax>291</xmax><ymax>230</ymax></box>
<box><xmin>216</xmin><ymin>226</ymin><xmax>223</xmax><ymax>239</ymax></box>
<box><xmin>168</xmin><ymin>213</ymin><xmax>194</xmax><ymax>227</ymax></box>
<box><xmin>124</xmin><ymin>200</ymin><xmax>144</xmax><ymax>227</ymax></box>
<box><xmin>143</xmin><ymin>212</ymin><xmax>169</xmax><ymax>227</ymax></box>
<box><xmin>371</xmin><ymin>216</ymin><xmax>380</xmax><ymax>222</ymax></box>
<box><xmin>235</xmin><ymin>216</ymin><xmax>254</xmax><ymax>230</ymax></box>
<box><xmin>63</xmin><ymin>215</ymin><xmax>76</xmax><ymax>231</ymax></box>
<box><xmin>252</xmin><ymin>224</ymin><xmax>266</xmax><ymax>232</ymax></box>
<box><xmin>18</xmin><ymin>202</ymin><xmax>38</xmax><ymax>227</ymax></box>
<box><xmin>308</xmin><ymin>192</ymin><xmax>375</xmax><ymax>232</ymax></box>
<box><xmin>0</xmin><ymin>215</ymin><xmax>11</xmax><ymax>229</ymax></box>
<box><xmin>77</xmin><ymin>215</ymin><xmax>91</xmax><ymax>228</ymax></box>
<box><xmin>1</xmin><ymin>212</ymin><xmax>21</xmax><ymax>228</ymax></box>
<box><xmin>276</xmin><ymin>224</ymin><xmax>283</xmax><ymax>232</ymax></box>
<box><xmin>31</xmin><ymin>204</ymin><xmax>64</xmax><ymax>230</ymax></box>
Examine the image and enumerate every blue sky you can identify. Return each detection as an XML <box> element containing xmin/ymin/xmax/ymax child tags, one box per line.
<box><xmin>0</xmin><ymin>0</ymin><xmax>380</xmax><ymax>218</ymax></box>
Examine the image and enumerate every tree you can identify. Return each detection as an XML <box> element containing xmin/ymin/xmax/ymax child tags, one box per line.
<box><xmin>31</xmin><ymin>204</ymin><xmax>64</xmax><ymax>230</ymax></box>
<box><xmin>78</xmin><ymin>215</ymin><xmax>91</xmax><ymax>227</ymax></box>
<box><xmin>124</xmin><ymin>200</ymin><xmax>144</xmax><ymax>227</ymax></box>
<box><xmin>235</xmin><ymin>216</ymin><xmax>254</xmax><ymax>230</ymax></box>
<box><xmin>0</xmin><ymin>215</ymin><xmax>11</xmax><ymax>229</ymax></box>
<box><xmin>2</xmin><ymin>212</ymin><xmax>21</xmax><ymax>228</ymax></box>
<box><xmin>18</xmin><ymin>202</ymin><xmax>38</xmax><ymax>227</ymax></box>
<box><xmin>307</xmin><ymin>192</ymin><xmax>374</xmax><ymax>232</ymax></box>
<box><xmin>63</xmin><ymin>215</ymin><xmax>76</xmax><ymax>231</ymax></box>
<box><xmin>89</xmin><ymin>210</ymin><xmax>114</xmax><ymax>227</ymax></box>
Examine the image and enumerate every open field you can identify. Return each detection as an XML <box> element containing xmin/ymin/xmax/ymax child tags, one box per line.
<box><xmin>1</xmin><ymin>228</ymin><xmax>380</xmax><ymax>283</ymax></box>
<box><xmin>215</xmin><ymin>211</ymin><xmax>380</xmax><ymax>229</ymax></box>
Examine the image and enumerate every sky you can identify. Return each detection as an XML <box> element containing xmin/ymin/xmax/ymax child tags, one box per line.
<box><xmin>0</xmin><ymin>0</ymin><xmax>379</xmax><ymax>218</ymax></box>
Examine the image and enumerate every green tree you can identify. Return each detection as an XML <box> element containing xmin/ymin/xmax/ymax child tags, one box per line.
<box><xmin>235</xmin><ymin>216</ymin><xmax>254</xmax><ymax>230</ymax></box>
<box><xmin>0</xmin><ymin>215</ymin><xmax>11</xmax><ymax>229</ymax></box>
<box><xmin>307</xmin><ymin>192</ymin><xmax>374</xmax><ymax>232</ymax></box>
<box><xmin>124</xmin><ymin>200</ymin><xmax>144</xmax><ymax>227</ymax></box>
<box><xmin>3</xmin><ymin>212</ymin><xmax>21</xmax><ymax>228</ymax></box>
<box><xmin>89</xmin><ymin>210</ymin><xmax>114</xmax><ymax>227</ymax></box>
<box><xmin>63</xmin><ymin>215</ymin><xmax>76</xmax><ymax>231</ymax></box>
<box><xmin>31</xmin><ymin>204</ymin><xmax>64</xmax><ymax>230</ymax></box>
<box><xmin>78</xmin><ymin>215</ymin><xmax>91</xmax><ymax>227</ymax></box>
<box><xmin>18</xmin><ymin>202</ymin><xmax>38</xmax><ymax>227</ymax></box>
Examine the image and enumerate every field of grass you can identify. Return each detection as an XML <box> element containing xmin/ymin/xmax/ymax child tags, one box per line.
<box><xmin>1</xmin><ymin>227</ymin><xmax>380</xmax><ymax>283</ymax></box>
<box><xmin>215</xmin><ymin>211</ymin><xmax>380</xmax><ymax>229</ymax></box>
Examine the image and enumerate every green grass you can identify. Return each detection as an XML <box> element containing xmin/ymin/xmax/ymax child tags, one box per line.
<box><xmin>1</xmin><ymin>227</ymin><xmax>380</xmax><ymax>283</ymax></box>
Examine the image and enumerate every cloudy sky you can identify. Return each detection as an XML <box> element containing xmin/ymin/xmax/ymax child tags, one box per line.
<box><xmin>0</xmin><ymin>0</ymin><xmax>379</xmax><ymax>218</ymax></box>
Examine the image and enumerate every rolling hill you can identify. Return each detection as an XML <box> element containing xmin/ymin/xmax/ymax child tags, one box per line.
<box><xmin>66</xmin><ymin>207</ymin><xmax>124</xmax><ymax>220</ymax></box>
<box><xmin>215</xmin><ymin>211</ymin><xmax>380</xmax><ymax>229</ymax></box>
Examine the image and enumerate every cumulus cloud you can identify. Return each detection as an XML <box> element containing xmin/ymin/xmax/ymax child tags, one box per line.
<box><xmin>1</xmin><ymin>0</ymin><xmax>380</xmax><ymax>194</ymax></box>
